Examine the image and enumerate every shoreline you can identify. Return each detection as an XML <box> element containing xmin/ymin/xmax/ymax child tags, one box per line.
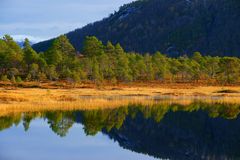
<box><xmin>0</xmin><ymin>81</ymin><xmax>240</xmax><ymax>97</ymax></box>
<box><xmin>0</xmin><ymin>83</ymin><xmax>240</xmax><ymax>113</ymax></box>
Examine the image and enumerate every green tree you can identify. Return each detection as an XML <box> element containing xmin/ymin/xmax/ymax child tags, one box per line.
<box><xmin>218</xmin><ymin>57</ymin><xmax>240</xmax><ymax>84</ymax></box>
<box><xmin>189</xmin><ymin>60</ymin><xmax>201</xmax><ymax>82</ymax></box>
<box><xmin>144</xmin><ymin>54</ymin><xmax>154</xmax><ymax>81</ymax></box>
<box><xmin>128</xmin><ymin>53</ymin><xmax>147</xmax><ymax>81</ymax></box>
<box><xmin>0</xmin><ymin>35</ymin><xmax>23</xmax><ymax>75</ymax></box>
<box><xmin>29</xmin><ymin>63</ymin><xmax>39</xmax><ymax>80</ymax></box>
<box><xmin>46</xmin><ymin>65</ymin><xmax>59</xmax><ymax>80</ymax></box>
<box><xmin>91</xmin><ymin>57</ymin><xmax>103</xmax><ymax>83</ymax></box>
<box><xmin>152</xmin><ymin>52</ymin><xmax>170</xmax><ymax>81</ymax></box>
<box><xmin>7</xmin><ymin>68</ymin><xmax>19</xmax><ymax>80</ymax></box>
<box><xmin>23</xmin><ymin>38</ymin><xmax>39</xmax><ymax>67</ymax></box>
<box><xmin>104</xmin><ymin>41</ymin><xmax>117</xmax><ymax>81</ymax></box>
<box><xmin>178</xmin><ymin>56</ymin><xmax>192</xmax><ymax>82</ymax></box>
<box><xmin>169</xmin><ymin>58</ymin><xmax>181</xmax><ymax>82</ymax></box>
<box><xmin>82</xmin><ymin>36</ymin><xmax>104</xmax><ymax>57</ymax></box>
<box><xmin>115</xmin><ymin>44</ymin><xmax>132</xmax><ymax>81</ymax></box>
<box><xmin>205</xmin><ymin>56</ymin><xmax>220</xmax><ymax>80</ymax></box>
<box><xmin>98</xmin><ymin>52</ymin><xmax>115</xmax><ymax>81</ymax></box>
<box><xmin>192</xmin><ymin>52</ymin><xmax>203</xmax><ymax>64</ymax></box>
<box><xmin>44</xmin><ymin>35</ymin><xmax>75</xmax><ymax>66</ymax></box>
<box><xmin>44</xmin><ymin>35</ymin><xmax>78</xmax><ymax>80</ymax></box>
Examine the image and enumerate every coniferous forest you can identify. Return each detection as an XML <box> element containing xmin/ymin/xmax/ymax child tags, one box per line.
<box><xmin>0</xmin><ymin>35</ymin><xmax>240</xmax><ymax>84</ymax></box>
<box><xmin>33</xmin><ymin>0</ymin><xmax>240</xmax><ymax>57</ymax></box>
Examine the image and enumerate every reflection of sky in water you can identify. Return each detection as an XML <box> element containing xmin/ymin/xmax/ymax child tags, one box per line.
<box><xmin>0</xmin><ymin>119</ymin><xmax>157</xmax><ymax>160</ymax></box>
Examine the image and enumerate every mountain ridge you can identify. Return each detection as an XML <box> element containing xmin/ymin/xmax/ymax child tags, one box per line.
<box><xmin>33</xmin><ymin>0</ymin><xmax>240</xmax><ymax>57</ymax></box>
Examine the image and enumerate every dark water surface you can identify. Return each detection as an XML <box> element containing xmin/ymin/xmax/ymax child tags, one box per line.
<box><xmin>0</xmin><ymin>102</ymin><xmax>240</xmax><ymax>160</ymax></box>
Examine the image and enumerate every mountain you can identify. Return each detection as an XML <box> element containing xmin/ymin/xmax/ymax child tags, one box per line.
<box><xmin>33</xmin><ymin>0</ymin><xmax>240</xmax><ymax>57</ymax></box>
<box><xmin>12</xmin><ymin>35</ymin><xmax>42</xmax><ymax>48</ymax></box>
<box><xmin>16</xmin><ymin>41</ymin><xmax>35</xmax><ymax>48</ymax></box>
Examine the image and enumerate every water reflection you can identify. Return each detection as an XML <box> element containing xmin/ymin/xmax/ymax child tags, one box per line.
<box><xmin>1</xmin><ymin>102</ymin><xmax>240</xmax><ymax>160</ymax></box>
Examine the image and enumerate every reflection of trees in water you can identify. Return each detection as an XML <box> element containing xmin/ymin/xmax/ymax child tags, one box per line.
<box><xmin>23</xmin><ymin>112</ymin><xmax>40</xmax><ymax>131</ymax></box>
<box><xmin>80</xmin><ymin>107</ymin><xmax>128</xmax><ymax>136</ymax></box>
<box><xmin>0</xmin><ymin>102</ymin><xmax>240</xmax><ymax>135</ymax></box>
<box><xmin>45</xmin><ymin>112</ymin><xmax>75</xmax><ymax>137</ymax></box>
<box><xmin>1</xmin><ymin>102</ymin><xmax>240</xmax><ymax>159</ymax></box>
<box><xmin>0</xmin><ymin>114</ymin><xmax>21</xmax><ymax>131</ymax></box>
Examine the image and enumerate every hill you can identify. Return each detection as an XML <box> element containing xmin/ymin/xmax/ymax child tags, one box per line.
<box><xmin>33</xmin><ymin>0</ymin><xmax>240</xmax><ymax>57</ymax></box>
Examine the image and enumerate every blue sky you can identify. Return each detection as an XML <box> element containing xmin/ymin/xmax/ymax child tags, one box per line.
<box><xmin>0</xmin><ymin>0</ymin><xmax>134</xmax><ymax>42</ymax></box>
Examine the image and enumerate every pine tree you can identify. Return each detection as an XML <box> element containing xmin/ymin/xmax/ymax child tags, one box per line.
<box><xmin>218</xmin><ymin>57</ymin><xmax>240</xmax><ymax>84</ymax></box>
<box><xmin>91</xmin><ymin>57</ymin><xmax>103</xmax><ymax>83</ymax></box>
<box><xmin>152</xmin><ymin>52</ymin><xmax>170</xmax><ymax>81</ymax></box>
<box><xmin>23</xmin><ymin>38</ymin><xmax>39</xmax><ymax>67</ymax></box>
<box><xmin>144</xmin><ymin>54</ymin><xmax>154</xmax><ymax>80</ymax></box>
<box><xmin>115</xmin><ymin>44</ymin><xmax>132</xmax><ymax>82</ymax></box>
<box><xmin>0</xmin><ymin>35</ymin><xmax>23</xmax><ymax>75</ymax></box>
<box><xmin>82</xmin><ymin>36</ymin><xmax>104</xmax><ymax>57</ymax></box>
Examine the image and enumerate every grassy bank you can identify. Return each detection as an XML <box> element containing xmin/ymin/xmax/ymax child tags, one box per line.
<box><xmin>0</xmin><ymin>82</ymin><xmax>240</xmax><ymax>115</ymax></box>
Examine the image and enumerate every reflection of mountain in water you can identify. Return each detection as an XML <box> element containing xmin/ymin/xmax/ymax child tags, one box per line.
<box><xmin>1</xmin><ymin>102</ymin><xmax>240</xmax><ymax>160</ymax></box>
<box><xmin>105</xmin><ymin>111</ymin><xmax>240</xmax><ymax>160</ymax></box>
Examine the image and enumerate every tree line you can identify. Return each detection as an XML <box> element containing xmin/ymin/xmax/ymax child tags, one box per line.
<box><xmin>0</xmin><ymin>35</ymin><xmax>240</xmax><ymax>84</ymax></box>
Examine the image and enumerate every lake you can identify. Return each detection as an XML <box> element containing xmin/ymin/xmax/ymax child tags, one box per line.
<box><xmin>0</xmin><ymin>102</ymin><xmax>240</xmax><ymax>160</ymax></box>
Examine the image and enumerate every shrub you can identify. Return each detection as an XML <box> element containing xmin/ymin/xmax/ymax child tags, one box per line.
<box><xmin>11</xmin><ymin>76</ymin><xmax>16</xmax><ymax>83</ymax></box>
<box><xmin>16</xmin><ymin>76</ymin><xmax>23</xmax><ymax>83</ymax></box>
<box><xmin>1</xmin><ymin>75</ymin><xmax>9</xmax><ymax>82</ymax></box>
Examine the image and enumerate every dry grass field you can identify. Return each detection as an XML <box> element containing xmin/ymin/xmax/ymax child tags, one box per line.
<box><xmin>0</xmin><ymin>82</ymin><xmax>240</xmax><ymax>116</ymax></box>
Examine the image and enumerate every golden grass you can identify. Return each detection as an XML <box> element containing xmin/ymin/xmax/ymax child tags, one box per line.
<box><xmin>0</xmin><ymin>85</ymin><xmax>240</xmax><ymax>117</ymax></box>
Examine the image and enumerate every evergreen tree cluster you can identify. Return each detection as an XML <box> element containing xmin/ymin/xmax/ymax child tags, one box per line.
<box><xmin>0</xmin><ymin>35</ymin><xmax>240</xmax><ymax>84</ymax></box>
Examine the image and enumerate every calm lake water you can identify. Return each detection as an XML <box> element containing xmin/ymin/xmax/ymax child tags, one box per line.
<box><xmin>0</xmin><ymin>102</ymin><xmax>240</xmax><ymax>160</ymax></box>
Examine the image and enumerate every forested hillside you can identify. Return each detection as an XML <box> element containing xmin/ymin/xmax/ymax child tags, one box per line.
<box><xmin>33</xmin><ymin>0</ymin><xmax>240</xmax><ymax>57</ymax></box>
<box><xmin>1</xmin><ymin>35</ymin><xmax>240</xmax><ymax>84</ymax></box>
